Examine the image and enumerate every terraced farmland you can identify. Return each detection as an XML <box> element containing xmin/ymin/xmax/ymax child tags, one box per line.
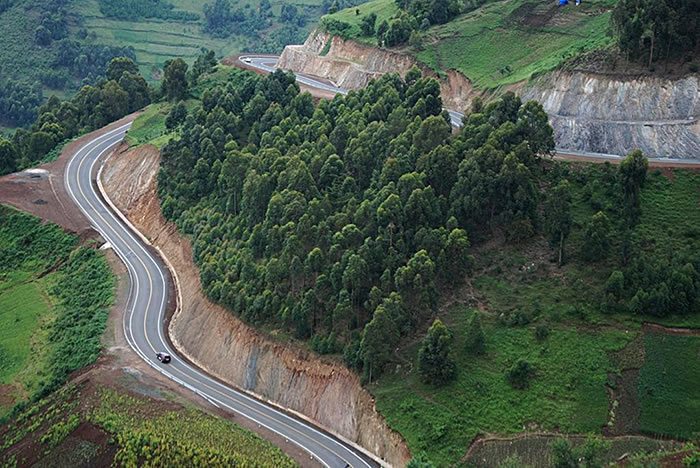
<box><xmin>74</xmin><ymin>0</ymin><xmax>324</xmax><ymax>80</ymax></box>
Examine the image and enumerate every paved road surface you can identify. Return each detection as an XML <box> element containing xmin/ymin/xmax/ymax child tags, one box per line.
<box><xmin>239</xmin><ymin>55</ymin><xmax>700</xmax><ymax>166</ymax></box>
<box><xmin>64</xmin><ymin>123</ymin><xmax>379</xmax><ymax>468</ymax></box>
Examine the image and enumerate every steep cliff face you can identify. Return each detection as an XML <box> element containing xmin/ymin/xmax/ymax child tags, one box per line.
<box><xmin>279</xmin><ymin>31</ymin><xmax>415</xmax><ymax>89</ymax></box>
<box><xmin>278</xmin><ymin>31</ymin><xmax>475</xmax><ymax>111</ymax></box>
<box><xmin>522</xmin><ymin>72</ymin><xmax>700</xmax><ymax>158</ymax></box>
<box><xmin>100</xmin><ymin>144</ymin><xmax>411</xmax><ymax>468</ymax></box>
<box><xmin>278</xmin><ymin>31</ymin><xmax>700</xmax><ymax>159</ymax></box>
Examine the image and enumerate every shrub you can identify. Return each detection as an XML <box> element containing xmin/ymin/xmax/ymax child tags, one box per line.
<box><xmin>464</xmin><ymin>312</ymin><xmax>485</xmax><ymax>354</ymax></box>
<box><xmin>506</xmin><ymin>359</ymin><xmax>535</xmax><ymax>389</ymax></box>
<box><xmin>534</xmin><ymin>323</ymin><xmax>549</xmax><ymax>341</ymax></box>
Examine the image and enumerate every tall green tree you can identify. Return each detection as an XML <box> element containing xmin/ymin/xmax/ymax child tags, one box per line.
<box><xmin>0</xmin><ymin>138</ymin><xmax>17</xmax><ymax>175</ymax></box>
<box><xmin>106</xmin><ymin>56</ymin><xmax>139</xmax><ymax>81</ymax></box>
<box><xmin>361</xmin><ymin>305</ymin><xmax>399</xmax><ymax>382</ymax></box>
<box><xmin>619</xmin><ymin>149</ymin><xmax>648</xmax><ymax>224</ymax></box>
<box><xmin>581</xmin><ymin>211</ymin><xmax>612</xmax><ymax>262</ymax></box>
<box><xmin>418</xmin><ymin>318</ymin><xmax>456</xmax><ymax>385</ymax></box>
<box><xmin>544</xmin><ymin>179</ymin><xmax>572</xmax><ymax>266</ymax></box>
<box><xmin>162</xmin><ymin>58</ymin><xmax>189</xmax><ymax>101</ymax></box>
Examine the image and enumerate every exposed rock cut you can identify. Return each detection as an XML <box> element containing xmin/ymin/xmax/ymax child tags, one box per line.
<box><xmin>279</xmin><ymin>31</ymin><xmax>700</xmax><ymax>159</ymax></box>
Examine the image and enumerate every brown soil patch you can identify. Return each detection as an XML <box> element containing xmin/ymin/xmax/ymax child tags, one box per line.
<box><xmin>0</xmin><ymin>384</ymin><xmax>16</xmax><ymax>410</ymax></box>
<box><xmin>644</xmin><ymin>322</ymin><xmax>700</xmax><ymax>336</ymax></box>
<box><xmin>508</xmin><ymin>1</ymin><xmax>559</xmax><ymax>28</ymax></box>
<box><xmin>0</xmin><ymin>113</ymin><xmax>140</xmax><ymax>233</ymax></box>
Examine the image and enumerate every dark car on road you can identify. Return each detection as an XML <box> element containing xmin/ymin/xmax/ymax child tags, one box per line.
<box><xmin>156</xmin><ymin>352</ymin><xmax>171</xmax><ymax>363</ymax></box>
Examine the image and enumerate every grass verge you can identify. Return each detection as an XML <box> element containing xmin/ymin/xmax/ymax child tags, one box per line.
<box><xmin>0</xmin><ymin>206</ymin><xmax>114</xmax><ymax>417</ymax></box>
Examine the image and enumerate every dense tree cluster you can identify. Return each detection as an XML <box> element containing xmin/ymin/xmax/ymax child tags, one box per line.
<box><xmin>203</xmin><ymin>0</ymin><xmax>273</xmax><ymax>38</ymax></box>
<box><xmin>0</xmin><ymin>79</ymin><xmax>43</xmax><ymax>127</ymax></box>
<box><xmin>611</xmin><ymin>0</ymin><xmax>700</xmax><ymax>66</ymax></box>
<box><xmin>53</xmin><ymin>39</ymin><xmax>137</xmax><ymax>86</ymax></box>
<box><xmin>565</xmin><ymin>152</ymin><xmax>700</xmax><ymax>318</ymax></box>
<box><xmin>98</xmin><ymin>0</ymin><xmax>199</xmax><ymax>21</ymax></box>
<box><xmin>157</xmin><ymin>66</ymin><xmax>555</xmax><ymax>380</ymax></box>
<box><xmin>1</xmin><ymin>0</ymin><xmax>137</xmax><ymax>117</ymax></box>
<box><xmin>325</xmin><ymin>0</ymin><xmax>487</xmax><ymax>46</ymax></box>
<box><xmin>0</xmin><ymin>0</ymin><xmax>13</xmax><ymax>14</ymax></box>
<box><xmin>0</xmin><ymin>57</ymin><xmax>150</xmax><ymax>175</ymax></box>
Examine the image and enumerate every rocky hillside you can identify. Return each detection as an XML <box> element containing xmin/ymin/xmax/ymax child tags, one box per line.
<box><xmin>278</xmin><ymin>31</ymin><xmax>700</xmax><ymax>159</ymax></box>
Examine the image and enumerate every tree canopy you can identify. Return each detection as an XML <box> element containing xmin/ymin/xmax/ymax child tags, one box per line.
<box><xmin>157</xmin><ymin>68</ymin><xmax>557</xmax><ymax>379</ymax></box>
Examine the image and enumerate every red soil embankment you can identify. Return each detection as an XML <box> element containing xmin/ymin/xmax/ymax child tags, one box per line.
<box><xmin>100</xmin><ymin>143</ymin><xmax>411</xmax><ymax>467</ymax></box>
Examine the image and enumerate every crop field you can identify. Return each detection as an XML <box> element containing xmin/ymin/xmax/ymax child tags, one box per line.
<box><xmin>465</xmin><ymin>434</ymin><xmax>679</xmax><ymax>467</ymax></box>
<box><xmin>74</xmin><ymin>0</ymin><xmax>325</xmax><ymax>80</ymax></box>
<box><xmin>325</xmin><ymin>0</ymin><xmax>617</xmax><ymax>89</ymax></box>
<box><xmin>1</xmin><ymin>382</ymin><xmax>297</xmax><ymax>466</ymax></box>
<box><xmin>0</xmin><ymin>206</ymin><xmax>113</xmax><ymax>417</ymax></box>
<box><xmin>638</xmin><ymin>332</ymin><xmax>700</xmax><ymax>439</ymax></box>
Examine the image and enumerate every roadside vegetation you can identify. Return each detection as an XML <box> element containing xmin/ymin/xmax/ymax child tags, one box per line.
<box><xmin>0</xmin><ymin>56</ymin><xmax>151</xmax><ymax>176</ymax></box>
<box><xmin>0</xmin><ymin>206</ymin><xmax>114</xmax><ymax>418</ymax></box>
<box><xmin>0</xmin><ymin>381</ymin><xmax>296</xmax><ymax>466</ymax></box>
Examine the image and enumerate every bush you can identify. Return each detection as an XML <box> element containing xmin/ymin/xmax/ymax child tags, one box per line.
<box><xmin>534</xmin><ymin>323</ymin><xmax>549</xmax><ymax>341</ymax></box>
<box><xmin>464</xmin><ymin>312</ymin><xmax>485</xmax><ymax>354</ymax></box>
<box><xmin>506</xmin><ymin>359</ymin><xmax>535</xmax><ymax>389</ymax></box>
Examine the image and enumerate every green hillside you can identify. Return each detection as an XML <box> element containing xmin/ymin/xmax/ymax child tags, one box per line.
<box><xmin>0</xmin><ymin>0</ymin><xmax>333</xmax><ymax>130</ymax></box>
<box><xmin>324</xmin><ymin>0</ymin><xmax>617</xmax><ymax>89</ymax></box>
<box><xmin>73</xmin><ymin>0</ymin><xmax>327</xmax><ymax>79</ymax></box>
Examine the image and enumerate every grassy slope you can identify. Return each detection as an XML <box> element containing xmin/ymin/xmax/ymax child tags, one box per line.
<box><xmin>0</xmin><ymin>274</ymin><xmax>56</xmax><ymax>405</ymax></box>
<box><xmin>0</xmin><ymin>206</ymin><xmax>114</xmax><ymax>417</ymax></box>
<box><xmin>638</xmin><ymin>333</ymin><xmax>700</xmax><ymax>439</ymax></box>
<box><xmin>374</xmin><ymin>313</ymin><xmax>629</xmax><ymax>465</ymax></box>
<box><xmin>370</xmin><ymin>165</ymin><xmax>700</xmax><ymax>465</ymax></box>
<box><xmin>325</xmin><ymin>0</ymin><xmax>616</xmax><ymax>89</ymax></box>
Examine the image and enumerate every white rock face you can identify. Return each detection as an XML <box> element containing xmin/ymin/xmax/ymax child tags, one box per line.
<box><xmin>522</xmin><ymin>72</ymin><xmax>700</xmax><ymax>158</ymax></box>
<box><xmin>279</xmin><ymin>30</ymin><xmax>700</xmax><ymax>159</ymax></box>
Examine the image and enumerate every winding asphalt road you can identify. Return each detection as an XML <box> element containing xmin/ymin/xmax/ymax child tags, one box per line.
<box><xmin>240</xmin><ymin>55</ymin><xmax>700</xmax><ymax>166</ymax></box>
<box><xmin>64</xmin><ymin>123</ymin><xmax>379</xmax><ymax>468</ymax></box>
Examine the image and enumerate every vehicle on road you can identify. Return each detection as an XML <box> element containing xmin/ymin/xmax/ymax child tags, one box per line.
<box><xmin>156</xmin><ymin>352</ymin><xmax>171</xmax><ymax>363</ymax></box>
<box><xmin>242</xmin><ymin>57</ymin><xmax>251</xmax><ymax>63</ymax></box>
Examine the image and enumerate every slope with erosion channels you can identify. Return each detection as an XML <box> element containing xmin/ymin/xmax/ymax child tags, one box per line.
<box><xmin>280</xmin><ymin>0</ymin><xmax>700</xmax><ymax>159</ymax></box>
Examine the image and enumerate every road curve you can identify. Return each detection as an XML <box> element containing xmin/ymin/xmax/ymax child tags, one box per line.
<box><xmin>239</xmin><ymin>55</ymin><xmax>700</xmax><ymax>166</ymax></box>
<box><xmin>64</xmin><ymin>123</ymin><xmax>380</xmax><ymax>468</ymax></box>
